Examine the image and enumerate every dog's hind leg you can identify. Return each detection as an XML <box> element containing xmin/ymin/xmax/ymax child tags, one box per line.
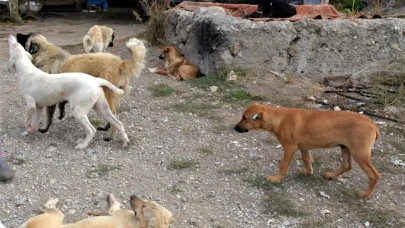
<box><xmin>57</xmin><ymin>101</ymin><xmax>68</xmax><ymax>120</ymax></box>
<box><xmin>93</xmin><ymin>97</ymin><xmax>129</xmax><ymax>148</ymax></box>
<box><xmin>106</xmin><ymin>193</ymin><xmax>121</xmax><ymax>214</ymax></box>
<box><xmin>71</xmin><ymin>108</ymin><xmax>96</xmax><ymax>149</ymax></box>
<box><xmin>300</xmin><ymin>150</ymin><xmax>313</xmax><ymax>175</ymax></box>
<box><xmin>323</xmin><ymin>146</ymin><xmax>352</xmax><ymax>179</ymax></box>
<box><xmin>39</xmin><ymin>105</ymin><xmax>56</xmax><ymax>133</ymax></box>
<box><xmin>350</xmin><ymin>147</ymin><xmax>380</xmax><ymax>198</ymax></box>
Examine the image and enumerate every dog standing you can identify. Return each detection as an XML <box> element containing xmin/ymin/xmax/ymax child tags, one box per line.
<box><xmin>18</xmin><ymin>194</ymin><xmax>175</xmax><ymax>228</ymax></box>
<box><xmin>16</xmin><ymin>33</ymin><xmax>146</xmax><ymax>141</ymax></box>
<box><xmin>148</xmin><ymin>46</ymin><xmax>203</xmax><ymax>81</ymax></box>
<box><xmin>8</xmin><ymin>35</ymin><xmax>130</xmax><ymax>149</ymax></box>
<box><xmin>234</xmin><ymin>104</ymin><xmax>381</xmax><ymax>198</ymax></box>
<box><xmin>83</xmin><ymin>25</ymin><xmax>115</xmax><ymax>53</ymax></box>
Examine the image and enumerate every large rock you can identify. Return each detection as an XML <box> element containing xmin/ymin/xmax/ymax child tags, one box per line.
<box><xmin>165</xmin><ymin>8</ymin><xmax>405</xmax><ymax>76</ymax></box>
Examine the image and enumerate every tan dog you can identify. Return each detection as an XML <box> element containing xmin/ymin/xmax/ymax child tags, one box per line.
<box><xmin>18</xmin><ymin>194</ymin><xmax>175</xmax><ymax>228</ymax></box>
<box><xmin>234</xmin><ymin>104</ymin><xmax>381</xmax><ymax>198</ymax></box>
<box><xmin>148</xmin><ymin>46</ymin><xmax>203</xmax><ymax>81</ymax></box>
<box><xmin>16</xmin><ymin>33</ymin><xmax>146</xmax><ymax>141</ymax></box>
<box><xmin>83</xmin><ymin>25</ymin><xmax>115</xmax><ymax>53</ymax></box>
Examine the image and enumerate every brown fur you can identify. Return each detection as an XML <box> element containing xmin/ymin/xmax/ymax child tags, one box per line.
<box><xmin>18</xmin><ymin>33</ymin><xmax>146</xmax><ymax>140</ymax></box>
<box><xmin>18</xmin><ymin>194</ymin><xmax>175</xmax><ymax>228</ymax></box>
<box><xmin>83</xmin><ymin>25</ymin><xmax>115</xmax><ymax>53</ymax></box>
<box><xmin>150</xmin><ymin>46</ymin><xmax>201</xmax><ymax>81</ymax></box>
<box><xmin>234</xmin><ymin>104</ymin><xmax>381</xmax><ymax>198</ymax></box>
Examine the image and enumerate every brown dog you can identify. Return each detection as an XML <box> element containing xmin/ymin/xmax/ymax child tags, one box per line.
<box><xmin>18</xmin><ymin>193</ymin><xmax>174</xmax><ymax>228</ymax></box>
<box><xmin>234</xmin><ymin>104</ymin><xmax>381</xmax><ymax>198</ymax></box>
<box><xmin>148</xmin><ymin>46</ymin><xmax>203</xmax><ymax>80</ymax></box>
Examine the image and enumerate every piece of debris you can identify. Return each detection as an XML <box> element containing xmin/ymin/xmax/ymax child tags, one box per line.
<box><xmin>306</xmin><ymin>96</ymin><xmax>316</xmax><ymax>101</ymax></box>
<box><xmin>210</xmin><ymin>86</ymin><xmax>218</xmax><ymax>93</ymax></box>
<box><xmin>391</xmin><ymin>160</ymin><xmax>405</xmax><ymax>167</ymax></box>
<box><xmin>365</xmin><ymin>221</ymin><xmax>370</xmax><ymax>227</ymax></box>
<box><xmin>319</xmin><ymin>191</ymin><xmax>331</xmax><ymax>199</ymax></box>
<box><xmin>320</xmin><ymin>209</ymin><xmax>330</xmax><ymax>216</ymax></box>
<box><xmin>276</xmin><ymin>144</ymin><xmax>282</xmax><ymax>149</ymax></box>
<box><xmin>333</xmin><ymin>106</ymin><xmax>341</xmax><ymax>111</ymax></box>
<box><xmin>269</xmin><ymin>71</ymin><xmax>285</xmax><ymax>78</ymax></box>
<box><xmin>226</xmin><ymin>71</ymin><xmax>237</xmax><ymax>81</ymax></box>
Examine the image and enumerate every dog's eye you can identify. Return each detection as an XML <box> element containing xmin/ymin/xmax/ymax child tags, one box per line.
<box><xmin>242</xmin><ymin>116</ymin><xmax>247</xmax><ymax>120</ymax></box>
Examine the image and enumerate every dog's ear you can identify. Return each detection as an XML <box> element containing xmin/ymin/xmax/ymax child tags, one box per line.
<box><xmin>252</xmin><ymin>113</ymin><xmax>262</xmax><ymax>120</ymax></box>
<box><xmin>28</xmin><ymin>42</ymin><xmax>39</xmax><ymax>54</ymax></box>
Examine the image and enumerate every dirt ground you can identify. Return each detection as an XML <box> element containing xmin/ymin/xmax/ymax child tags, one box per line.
<box><xmin>1</xmin><ymin>9</ymin><xmax>405</xmax><ymax>228</ymax></box>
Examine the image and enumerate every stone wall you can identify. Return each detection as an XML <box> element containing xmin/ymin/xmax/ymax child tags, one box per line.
<box><xmin>165</xmin><ymin>8</ymin><xmax>405</xmax><ymax>76</ymax></box>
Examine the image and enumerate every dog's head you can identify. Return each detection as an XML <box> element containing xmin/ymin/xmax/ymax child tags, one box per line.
<box><xmin>8</xmin><ymin>35</ymin><xmax>33</xmax><ymax>73</ymax></box>
<box><xmin>234</xmin><ymin>104</ymin><xmax>266</xmax><ymax>133</ymax></box>
<box><xmin>16</xmin><ymin>33</ymin><xmax>46</xmax><ymax>55</ymax></box>
<box><xmin>158</xmin><ymin>46</ymin><xmax>183</xmax><ymax>60</ymax></box>
<box><xmin>130</xmin><ymin>195</ymin><xmax>174</xmax><ymax>228</ymax></box>
<box><xmin>108</xmin><ymin>28</ymin><xmax>115</xmax><ymax>47</ymax></box>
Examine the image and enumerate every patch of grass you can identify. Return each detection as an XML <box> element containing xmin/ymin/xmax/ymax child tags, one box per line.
<box><xmin>358</xmin><ymin>209</ymin><xmax>405</xmax><ymax>227</ymax></box>
<box><xmin>389</xmin><ymin>140</ymin><xmax>405</xmax><ymax>153</ymax></box>
<box><xmin>168</xmin><ymin>159</ymin><xmax>197</xmax><ymax>170</ymax></box>
<box><xmin>292</xmin><ymin>173</ymin><xmax>327</xmax><ymax>186</ymax></box>
<box><xmin>198</xmin><ymin>148</ymin><xmax>213</xmax><ymax>155</ymax></box>
<box><xmin>90</xmin><ymin>119</ymin><xmax>103</xmax><ymax>126</ymax></box>
<box><xmin>262</xmin><ymin>190</ymin><xmax>306</xmax><ymax>217</ymax></box>
<box><xmin>87</xmin><ymin>164</ymin><xmax>122</xmax><ymax>178</ymax></box>
<box><xmin>119</xmin><ymin>104</ymin><xmax>130</xmax><ymax>112</ymax></box>
<box><xmin>133</xmin><ymin>0</ymin><xmax>167</xmax><ymax>46</ymax></box>
<box><xmin>148</xmin><ymin>83</ymin><xmax>175</xmax><ymax>97</ymax></box>
<box><xmin>171</xmin><ymin>101</ymin><xmax>220</xmax><ymax>120</ymax></box>
<box><xmin>217</xmin><ymin>167</ymin><xmax>249</xmax><ymax>175</ymax></box>
<box><xmin>168</xmin><ymin>183</ymin><xmax>183</xmax><ymax>195</ymax></box>
<box><xmin>187</xmin><ymin>65</ymin><xmax>243</xmax><ymax>90</ymax></box>
<box><xmin>245</xmin><ymin>175</ymin><xmax>282</xmax><ymax>191</ymax></box>
<box><xmin>222</xmin><ymin>89</ymin><xmax>267</xmax><ymax>102</ymax></box>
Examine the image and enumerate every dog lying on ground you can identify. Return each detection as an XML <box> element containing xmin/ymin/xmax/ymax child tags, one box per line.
<box><xmin>8</xmin><ymin>35</ymin><xmax>130</xmax><ymax>149</ymax></box>
<box><xmin>83</xmin><ymin>25</ymin><xmax>115</xmax><ymax>53</ymax></box>
<box><xmin>234</xmin><ymin>104</ymin><xmax>381</xmax><ymax>198</ymax></box>
<box><xmin>18</xmin><ymin>193</ymin><xmax>175</xmax><ymax>228</ymax></box>
<box><xmin>249</xmin><ymin>0</ymin><xmax>297</xmax><ymax>18</ymax></box>
<box><xmin>148</xmin><ymin>46</ymin><xmax>203</xmax><ymax>81</ymax></box>
<box><xmin>16</xmin><ymin>33</ymin><xmax>146</xmax><ymax>141</ymax></box>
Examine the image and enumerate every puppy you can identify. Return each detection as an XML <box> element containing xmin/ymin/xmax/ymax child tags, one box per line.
<box><xmin>83</xmin><ymin>25</ymin><xmax>115</xmax><ymax>53</ymax></box>
<box><xmin>8</xmin><ymin>35</ymin><xmax>130</xmax><ymax>149</ymax></box>
<box><xmin>18</xmin><ymin>193</ymin><xmax>175</xmax><ymax>228</ymax></box>
<box><xmin>250</xmin><ymin>0</ymin><xmax>297</xmax><ymax>18</ymax></box>
<box><xmin>234</xmin><ymin>104</ymin><xmax>381</xmax><ymax>198</ymax></box>
<box><xmin>148</xmin><ymin>46</ymin><xmax>203</xmax><ymax>81</ymax></box>
<box><xmin>16</xmin><ymin>33</ymin><xmax>146</xmax><ymax>141</ymax></box>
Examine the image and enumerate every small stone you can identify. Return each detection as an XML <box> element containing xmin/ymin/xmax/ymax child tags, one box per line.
<box><xmin>319</xmin><ymin>191</ymin><xmax>331</xmax><ymax>199</ymax></box>
<box><xmin>68</xmin><ymin>209</ymin><xmax>76</xmax><ymax>215</ymax></box>
<box><xmin>47</xmin><ymin>146</ymin><xmax>57</xmax><ymax>153</ymax></box>
<box><xmin>210</xmin><ymin>86</ymin><xmax>218</xmax><ymax>93</ymax></box>
<box><xmin>50</xmin><ymin>179</ymin><xmax>56</xmax><ymax>185</ymax></box>
<box><xmin>322</xmin><ymin>100</ymin><xmax>329</xmax><ymax>105</ymax></box>
<box><xmin>163</xmin><ymin>118</ymin><xmax>169</xmax><ymax>123</ymax></box>
<box><xmin>337</xmin><ymin>177</ymin><xmax>347</xmax><ymax>183</ymax></box>
<box><xmin>306</xmin><ymin>96</ymin><xmax>316</xmax><ymax>101</ymax></box>
<box><xmin>320</xmin><ymin>209</ymin><xmax>330</xmax><ymax>215</ymax></box>
<box><xmin>268</xmin><ymin>163</ymin><xmax>275</xmax><ymax>168</ymax></box>
<box><xmin>333</xmin><ymin>106</ymin><xmax>341</xmax><ymax>111</ymax></box>
<box><xmin>299</xmin><ymin>198</ymin><xmax>304</xmax><ymax>202</ymax></box>
<box><xmin>365</xmin><ymin>221</ymin><xmax>370</xmax><ymax>227</ymax></box>
<box><xmin>282</xmin><ymin>220</ymin><xmax>291</xmax><ymax>226</ymax></box>
<box><xmin>226</xmin><ymin>71</ymin><xmax>237</xmax><ymax>81</ymax></box>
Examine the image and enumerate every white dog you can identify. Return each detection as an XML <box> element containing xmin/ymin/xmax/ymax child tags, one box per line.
<box><xmin>7</xmin><ymin>35</ymin><xmax>130</xmax><ymax>149</ymax></box>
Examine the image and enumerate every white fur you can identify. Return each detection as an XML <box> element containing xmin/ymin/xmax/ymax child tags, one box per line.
<box><xmin>8</xmin><ymin>35</ymin><xmax>130</xmax><ymax>149</ymax></box>
<box><xmin>148</xmin><ymin>67</ymin><xmax>157</xmax><ymax>73</ymax></box>
<box><xmin>0</xmin><ymin>221</ymin><xmax>6</xmax><ymax>228</ymax></box>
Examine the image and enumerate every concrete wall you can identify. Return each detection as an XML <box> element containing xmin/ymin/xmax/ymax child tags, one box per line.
<box><xmin>165</xmin><ymin>9</ymin><xmax>405</xmax><ymax>76</ymax></box>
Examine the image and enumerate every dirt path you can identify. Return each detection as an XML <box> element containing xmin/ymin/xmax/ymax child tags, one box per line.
<box><xmin>1</xmin><ymin>11</ymin><xmax>405</xmax><ymax>228</ymax></box>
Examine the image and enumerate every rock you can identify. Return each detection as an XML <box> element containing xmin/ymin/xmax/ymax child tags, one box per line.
<box><xmin>365</xmin><ymin>221</ymin><xmax>370</xmax><ymax>227</ymax></box>
<box><xmin>320</xmin><ymin>209</ymin><xmax>331</xmax><ymax>215</ymax></box>
<box><xmin>391</xmin><ymin>159</ymin><xmax>405</xmax><ymax>167</ymax></box>
<box><xmin>195</xmin><ymin>6</ymin><xmax>226</xmax><ymax>16</ymax></box>
<box><xmin>47</xmin><ymin>146</ymin><xmax>57</xmax><ymax>153</ymax></box>
<box><xmin>226</xmin><ymin>71</ymin><xmax>237</xmax><ymax>81</ymax></box>
<box><xmin>319</xmin><ymin>191</ymin><xmax>331</xmax><ymax>199</ymax></box>
<box><xmin>306</xmin><ymin>96</ymin><xmax>316</xmax><ymax>101</ymax></box>
<box><xmin>333</xmin><ymin>106</ymin><xmax>341</xmax><ymax>111</ymax></box>
<box><xmin>210</xmin><ymin>86</ymin><xmax>218</xmax><ymax>93</ymax></box>
<box><xmin>68</xmin><ymin>209</ymin><xmax>76</xmax><ymax>215</ymax></box>
<box><xmin>282</xmin><ymin>220</ymin><xmax>291</xmax><ymax>226</ymax></box>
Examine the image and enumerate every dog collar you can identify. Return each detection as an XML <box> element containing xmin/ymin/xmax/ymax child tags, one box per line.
<box><xmin>253</xmin><ymin>114</ymin><xmax>258</xmax><ymax>120</ymax></box>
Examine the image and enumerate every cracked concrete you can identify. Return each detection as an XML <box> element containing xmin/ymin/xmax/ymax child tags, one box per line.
<box><xmin>165</xmin><ymin>8</ymin><xmax>405</xmax><ymax>76</ymax></box>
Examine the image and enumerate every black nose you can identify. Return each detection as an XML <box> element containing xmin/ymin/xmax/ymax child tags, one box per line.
<box><xmin>234</xmin><ymin>125</ymin><xmax>248</xmax><ymax>133</ymax></box>
<box><xmin>108</xmin><ymin>42</ymin><xmax>114</xmax><ymax>47</ymax></box>
<box><xmin>159</xmin><ymin>54</ymin><xmax>164</xmax><ymax>59</ymax></box>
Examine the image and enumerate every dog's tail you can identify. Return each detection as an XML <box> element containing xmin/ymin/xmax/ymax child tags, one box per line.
<box><xmin>83</xmin><ymin>34</ymin><xmax>94</xmax><ymax>53</ymax></box>
<box><xmin>120</xmin><ymin>38</ymin><xmax>146</xmax><ymax>80</ymax></box>
<box><xmin>375</xmin><ymin>125</ymin><xmax>381</xmax><ymax>141</ymax></box>
<box><xmin>96</xmin><ymin>78</ymin><xmax>125</xmax><ymax>96</ymax></box>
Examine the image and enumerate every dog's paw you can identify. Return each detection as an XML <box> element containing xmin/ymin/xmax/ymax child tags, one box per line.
<box><xmin>358</xmin><ymin>190</ymin><xmax>372</xmax><ymax>199</ymax></box>
<box><xmin>122</xmin><ymin>140</ymin><xmax>130</xmax><ymax>148</ymax></box>
<box><xmin>323</xmin><ymin>172</ymin><xmax>337</xmax><ymax>180</ymax></box>
<box><xmin>300</xmin><ymin>169</ymin><xmax>313</xmax><ymax>175</ymax></box>
<box><xmin>38</xmin><ymin>128</ymin><xmax>48</xmax><ymax>133</ymax></box>
<box><xmin>103</xmin><ymin>137</ymin><xmax>113</xmax><ymax>142</ymax></box>
<box><xmin>148</xmin><ymin>68</ymin><xmax>156</xmax><ymax>73</ymax></box>
<box><xmin>21</xmin><ymin>131</ymin><xmax>29</xmax><ymax>136</ymax></box>
<box><xmin>75</xmin><ymin>141</ymin><xmax>88</xmax><ymax>150</ymax></box>
<box><xmin>266</xmin><ymin>175</ymin><xmax>281</xmax><ymax>183</ymax></box>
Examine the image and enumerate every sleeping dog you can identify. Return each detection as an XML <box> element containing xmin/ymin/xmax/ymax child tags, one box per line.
<box><xmin>8</xmin><ymin>35</ymin><xmax>130</xmax><ymax>149</ymax></box>
<box><xmin>250</xmin><ymin>0</ymin><xmax>297</xmax><ymax>18</ymax></box>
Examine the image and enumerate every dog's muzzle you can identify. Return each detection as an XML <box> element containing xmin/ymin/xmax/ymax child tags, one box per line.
<box><xmin>234</xmin><ymin>124</ymin><xmax>249</xmax><ymax>133</ymax></box>
<box><xmin>159</xmin><ymin>54</ymin><xmax>164</xmax><ymax>59</ymax></box>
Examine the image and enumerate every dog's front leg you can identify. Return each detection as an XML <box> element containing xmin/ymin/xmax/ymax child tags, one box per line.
<box><xmin>148</xmin><ymin>67</ymin><xmax>170</xmax><ymax>75</ymax></box>
<box><xmin>267</xmin><ymin>145</ymin><xmax>298</xmax><ymax>182</ymax></box>
<box><xmin>300</xmin><ymin>150</ymin><xmax>313</xmax><ymax>175</ymax></box>
<box><xmin>22</xmin><ymin>96</ymin><xmax>36</xmax><ymax>136</ymax></box>
<box><xmin>31</xmin><ymin>107</ymin><xmax>43</xmax><ymax>132</ymax></box>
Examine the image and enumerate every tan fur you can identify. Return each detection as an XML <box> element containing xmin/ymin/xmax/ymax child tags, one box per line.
<box><xmin>149</xmin><ymin>46</ymin><xmax>201</xmax><ymax>81</ymax></box>
<box><xmin>234</xmin><ymin>104</ymin><xmax>381</xmax><ymax>198</ymax></box>
<box><xmin>83</xmin><ymin>25</ymin><xmax>114</xmax><ymax>53</ymax></box>
<box><xmin>20</xmin><ymin>34</ymin><xmax>146</xmax><ymax>139</ymax></box>
<box><xmin>19</xmin><ymin>194</ymin><xmax>174</xmax><ymax>228</ymax></box>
